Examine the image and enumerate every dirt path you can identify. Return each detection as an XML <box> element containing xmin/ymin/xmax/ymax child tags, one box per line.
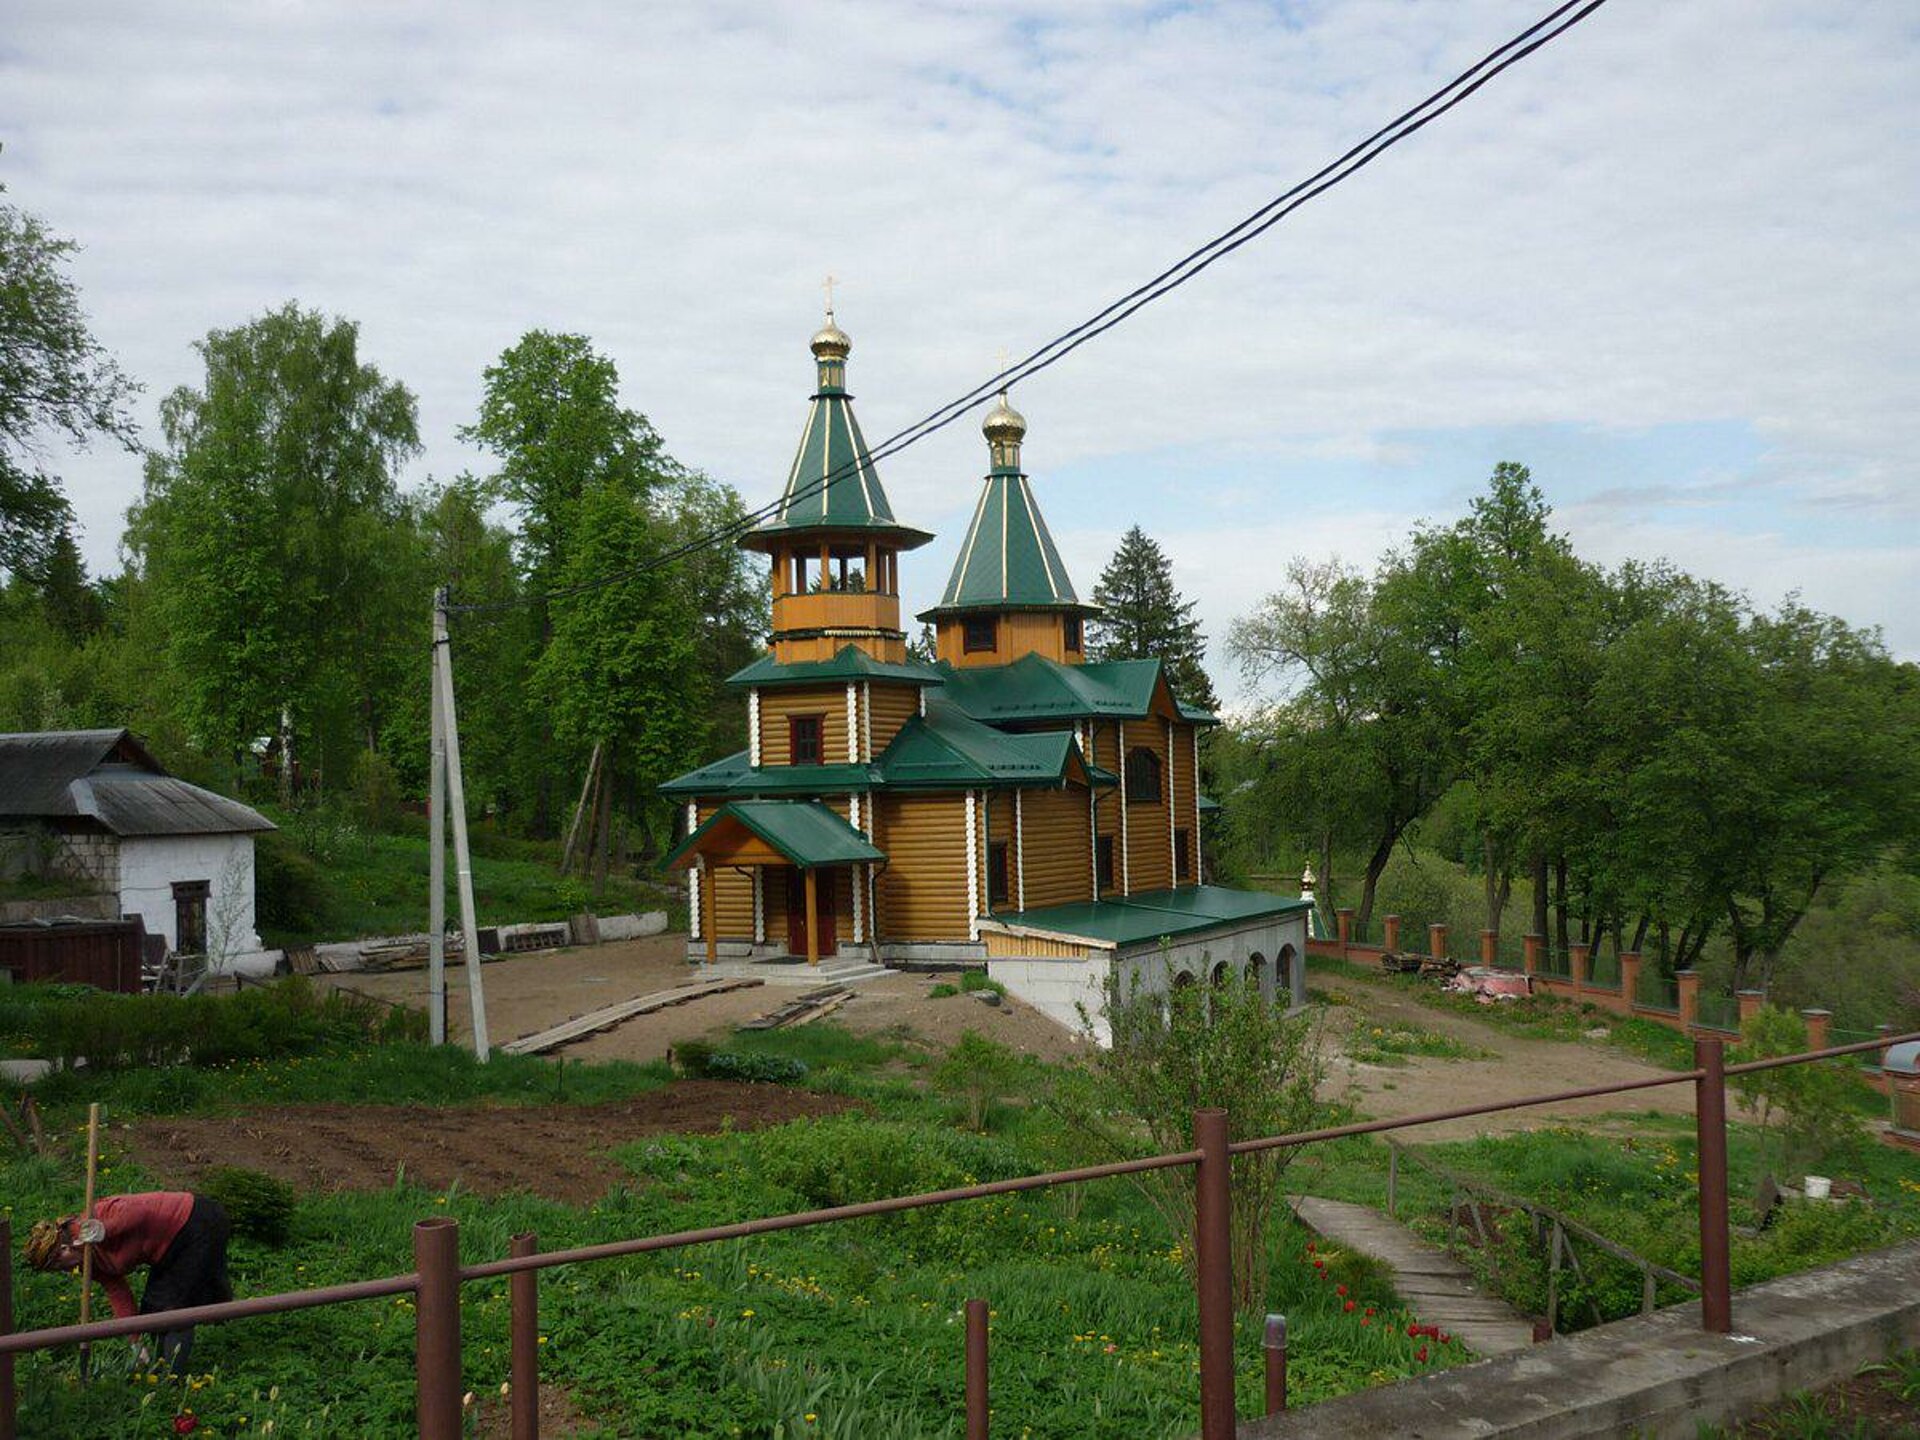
<box><xmin>1316</xmin><ymin>971</ymin><xmax>1707</xmax><ymax>1141</ymax></box>
<box><xmin>321</xmin><ymin>937</ymin><xmax>1089</xmax><ymax>1066</ymax></box>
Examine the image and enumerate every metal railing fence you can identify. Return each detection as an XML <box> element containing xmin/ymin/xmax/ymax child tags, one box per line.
<box><xmin>2</xmin><ymin>1029</ymin><xmax>1914</xmax><ymax>1440</ymax></box>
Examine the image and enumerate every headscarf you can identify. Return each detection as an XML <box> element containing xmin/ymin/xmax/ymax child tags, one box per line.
<box><xmin>23</xmin><ymin>1218</ymin><xmax>69</xmax><ymax>1271</ymax></box>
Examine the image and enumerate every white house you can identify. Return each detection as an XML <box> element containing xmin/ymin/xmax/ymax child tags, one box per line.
<box><xmin>0</xmin><ymin>729</ymin><xmax>273</xmax><ymax>961</ymax></box>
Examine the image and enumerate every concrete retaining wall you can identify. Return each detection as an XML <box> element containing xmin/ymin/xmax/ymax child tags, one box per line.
<box><xmin>1242</xmin><ymin>1239</ymin><xmax>1920</xmax><ymax>1438</ymax></box>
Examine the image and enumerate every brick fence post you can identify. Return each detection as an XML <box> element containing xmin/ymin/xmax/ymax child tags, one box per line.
<box><xmin>1428</xmin><ymin>923</ymin><xmax>1448</xmax><ymax>962</ymax></box>
<box><xmin>1569</xmin><ymin>942</ymin><xmax>1590</xmax><ymax>988</ymax></box>
<box><xmin>1336</xmin><ymin>908</ymin><xmax>1354</xmax><ymax>956</ymax></box>
<box><xmin>1523</xmin><ymin>933</ymin><xmax>1541</xmax><ymax>976</ymax></box>
<box><xmin>1801</xmin><ymin>1008</ymin><xmax>1831</xmax><ymax>1052</ymax></box>
<box><xmin>1737</xmin><ymin>990</ymin><xmax>1766</xmax><ymax>1026</ymax></box>
<box><xmin>1619</xmin><ymin>951</ymin><xmax>1641</xmax><ymax>1005</ymax></box>
<box><xmin>1676</xmin><ymin>970</ymin><xmax>1700</xmax><ymax>1029</ymax></box>
<box><xmin>1383</xmin><ymin>914</ymin><xmax>1401</xmax><ymax>953</ymax></box>
<box><xmin>1480</xmin><ymin>929</ymin><xmax>1497</xmax><ymax>967</ymax></box>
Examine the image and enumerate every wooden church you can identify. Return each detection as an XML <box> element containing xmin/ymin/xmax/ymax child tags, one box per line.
<box><xmin>664</xmin><ymin>314</ymin><xmax>1309</xmax><ymax>1035</ymax></box>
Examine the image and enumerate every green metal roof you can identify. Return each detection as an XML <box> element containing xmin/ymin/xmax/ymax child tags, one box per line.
<box><xmin>937</xmin><ymin>653</ymin><xmax>1173</xmax><ymax>723</ymax></box>
<box><xmin>666</xmin><ymin>800</ymin><xmax>885</xmax><ymax>871</ymax></box>
<box><xmin>727</xmin><ymin>645</ymin><xmax>947</xmax><ymax>691</ymax></box>
<box><xmin>876</xmin><ymin>699</ymin><xmax>1104</xmax><ymax>790</ymax></box>
<box><xmin>919</xmin><ymin>469</ymin><xmax>1095</xmax><ymax>620</ymax></box>
<box><xmin>1196</xmin><ymin>794</ymin><xmax>1223</xmax><ymax>814</ymax></box>
<box><xmin>658</xmin><ymin>750</ymin><xmax>878</xmax><ymax>799</ymax></box>
<box><xmin>740</xmin><ymin>337</ymin><xmax>932</xmax><ymax>553</ymax></box>
<box><xmin>984</xmin><ymin>886</ymin><xmax>1312</xmax><ymax>949</ymax></box>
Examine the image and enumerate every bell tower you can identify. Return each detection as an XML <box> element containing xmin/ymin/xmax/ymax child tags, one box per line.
<box><xmin>738</xmin><ymin>312</ymin><xmax>932</xmax><ymax>663</ymax></box>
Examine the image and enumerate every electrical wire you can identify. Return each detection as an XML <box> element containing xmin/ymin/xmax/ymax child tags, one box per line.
<box><xmin>447</xmin><ymin>0</ymin><xmax>1611</xmax><ymax>616</ymax></box>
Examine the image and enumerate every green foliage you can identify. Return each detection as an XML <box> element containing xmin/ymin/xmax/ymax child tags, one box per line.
<box><xmin>1089</xmin><ymin>524</ymin><xmax>1218</xmax><ymax>712</ymax></box>
<box><xmin>674</xmin><ymin>1042</ymin><xmax>810</xmax><ymax>1085</ymax></box>
<box><xmin>926</xmin><ymin>982</ymin><xmax>959</xmax><ymax>999</ymax></box>
<box><xmin>1344</xmin><ymin>1023</ymin><xmax>1490</xmax><ymax>1067</ymax></box>
<box><xmin>1060</xmin><ymin>967</ymin><xmax>1324</xmax><ymax>1309</ymax></box>
<box><xmin>0</xmin><ymin>190</ymin><xmax>141</xmax><ymax>584</ymax></box>
<box><xmin>251</xmin><ymin>826</ymin><xmax>328</xmax><ymax>935</ymax></box>
<box><xmin>199</xmin><ymin>1165</ymin><xmax>297</xmax><ymax>1246</ymax></box>
<box><xmin>958</xmin><ymin>970</ymin><xmax>1006</xmax><ymax>996</ymax></box>
<box><xmin>932</xmin><ymin>1029</ymin><xmax>1026</xmax><ymax>1130</ymax></box>
<box><xmin>1730</xmin><ymin>1006</ymin><xmax>1864</xmax><ymax>1174</ymax></box>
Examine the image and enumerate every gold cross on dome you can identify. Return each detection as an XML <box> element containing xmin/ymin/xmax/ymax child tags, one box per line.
<box><xmin>995</xmin><ymin>346</ymin><xmax>1012</xmax><ymax>392</ymax></box>
<box><xmin>823</xmin><ymin>273</ymin><xmax>838</xmax><ymax>321</ymax></box>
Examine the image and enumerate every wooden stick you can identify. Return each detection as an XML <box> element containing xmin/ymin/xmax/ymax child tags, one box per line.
<box><xmin>78</xmin><ymin>1102</ymin><xmax>100</xmax><ymax>1377</ymax></box>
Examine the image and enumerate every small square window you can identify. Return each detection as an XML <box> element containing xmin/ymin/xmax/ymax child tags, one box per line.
<box><xmin>987</xmin><ymin>841</ymin><xmax>1010</xmax><ymax>907</ymax></box>
<box><xmin>1096</xmin><ymin>835</ymin><xmax>1115</xmax><ymax>892</ymax></box>
<box><xmin>789</xmin><ymin>715</ymin><xmax>823</xmax><ymax>766</ymax></box>
<box><xmin>963</xmin><ymin>617</ymin><xmax>997</xmax><ymax>653</ymax></box>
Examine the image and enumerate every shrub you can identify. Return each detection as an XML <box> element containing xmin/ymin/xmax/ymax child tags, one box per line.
<box><xmin>933</xmin><ymin>1029</ymin><xmax>1025</xmax><ymax>1130</ymax></box>
<box><xmin>754</xmin><ymin>1117</ymin><xmax>975</xmax><ymax>1207</ymax></box>
<box><xmin>200</xmin><ymin>1166</ymin><xmax>297</xmax><ymax>1246</ymax></box>
<box><xmin>253</xmin><ymin>828</ymin><xmax>329</xmax><ymax>936</ymax></box>
<box><xmin>672</xmin><ymin>1041</ymin><xmax>807</xmax><ymax>1085</ymax></box>
<box><xmin>958</xmin><ymin>971</ymin><xmax>1006</xmax><ymax>997</ymax></box>
<box><xmin>927</xmin><ymin>983</ymin><xmax>959</xmax><ymax>999</ymax></box>
<box><xmin>1731</xmin><ymin>1006</ymin><xmax>1864</xmax><ymax>1174</ymax></box>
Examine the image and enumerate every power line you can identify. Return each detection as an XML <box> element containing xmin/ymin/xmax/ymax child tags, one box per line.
<box><xmin>448</xmin><ymin>0</ymin><xmax>1611</xmax><ymax>616</ymax></box>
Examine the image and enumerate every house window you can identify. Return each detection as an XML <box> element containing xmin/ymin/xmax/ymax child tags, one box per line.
<box><xmin>172</xmin><ymin>880</ymin><xmax>209</xmax><ymax>955</ymax></box>
<box><xmin>964</xmin><ymin>616</ymin><xmax>997</xmax><ymax>653</ymax></box>
<box><xmin>1096</xmin><ymin>835</ymin><xmax>1115</xmax><ymax>892</ymax></box>
<box><xmin>987</xmin><ymin>841</ymin><xmax>1010</xmax><ymax>908</ymax></box>
<box><xmin>1124</xmin><ymin>746</ymin><xmax>1162</xmax><ymax>804</ymax></box>
<box><xmin>1063</xmin><ymin>614</ymin><xmax>1083</xmax><ymax>652</ymax></box>
<box><xmin>1175</xmin><ymin>829</ymin><xmax>1192</xmax><ymax>883</ymax></box>
<box><xmin>789</xmin><ymin>714</ymin><xmax>823</xmax><ymax>766</ymax></box>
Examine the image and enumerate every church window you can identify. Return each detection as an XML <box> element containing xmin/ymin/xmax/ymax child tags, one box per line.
<box><xmin>789</xmin><ymin>715</ymin><xmax>823</xmax><ymax>766</ymax></box>
<box><xmin>987</xmin><ymin>842</ymin><xmax>1010</xmax><ymax>907</ymax></box>
<box><xmin>1125</xmin><ymin>746</ymin><xmax>1162</xmax><ymax>804</ymax></box>
<box><xmin>1175</xmin><ymin>829</ymin><xmax>1192</xmax><ymax>882</ymax></box>
<box><xmin>1096</xmin><ymin>835</ymin><xmax>1115</xmax><ymax>892</ymax></box>
<box><xmin>964</xmin><ymin>616</ymin><xmax>997</xmax><ymax>653</ymax></box>
<box><xmin>1063</xmin><ymin>614</ymin><xmax>1083</xmax><ymax>652</ymax></box>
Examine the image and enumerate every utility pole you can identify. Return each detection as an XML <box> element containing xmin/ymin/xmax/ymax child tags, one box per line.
<box><xmin>428</xmin><ymin>621</ymin><xmax>447</xmax><ymax>1045</ymax></box>
<box><xmin>431</xmin><ymin>589</ymin><xmax>491</xmax><ymax>1060</ymax></box>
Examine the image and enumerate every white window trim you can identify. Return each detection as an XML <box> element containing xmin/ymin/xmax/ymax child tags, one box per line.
<box><xmin>686</xmin><ymin>803</ymin><xmax>701</xmax><ymax>938</ymax></box>
<box><xmin>965</xmin><ymin>789</ymin><xmax>980</xmax><ymax>941</ymax></box>
<box><xmin>845</xmin><ymin>684</ymin><xmax>859</xmax><ymax>763</ymax></box>
<box><xmin>1167</xmin><ymin>718</ymin><xmax>1177</xmax><ymax>883</ymax></box>
<box><xmin>1117</xmin><ymin>721</ymin><xmax>1130</xmax><ymax>895</ymax></box>
<box><xmin>1014</xmin><ymin>789</ymin><xmax>1025</xmax><ymax>912</ymax></box>
<box><xmin>748</xmin><ymin>688</ymin><xmax>761</xmax><ymax>767</ymax></box>
<box><xmin>752</xmin><ymin>868</ymin><xmax>765</xmax><ymax>944</ymax></box>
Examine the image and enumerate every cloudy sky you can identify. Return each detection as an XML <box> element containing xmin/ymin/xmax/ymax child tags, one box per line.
<box><xmin>6</xmin><ymin>1</ymin><xmax>1915</xmax><ymax>707</ymax></box>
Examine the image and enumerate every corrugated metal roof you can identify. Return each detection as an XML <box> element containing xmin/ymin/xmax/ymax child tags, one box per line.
<box><xmin>0</xmin><ymin>730</ymin><xmax>273</xmax><ymax>836</ymax></box>
<box><xmin>727</xmin><ymin>646</ymin><xmax>946</xmax><ymax>691</ymax></box>
<box><xmin>983</xmin><ymin>886</ymin><xmax>1312</xmax><ymax>949</ymax></box>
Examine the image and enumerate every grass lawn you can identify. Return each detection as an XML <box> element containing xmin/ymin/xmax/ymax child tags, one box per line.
<box><xmin>257</xmin><ymin>808</ymin><xmax>677</xmax><ymax>947</ymax></box>
<box><xmin>5</xmin><ymin>1006</ymin><xmax>1462</xmax><ymax>1439</ymax></box>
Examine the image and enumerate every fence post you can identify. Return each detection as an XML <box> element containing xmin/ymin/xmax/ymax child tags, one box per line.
<box><xmin>1694</xmin><ymin>1038</ymin><xmax>1732</xmax><ymax>1333</ymax></box>
<box><xmin>1736</xmin><ymin>990</ymin><xmax>1765</xmax><ymax>1027</ymax></box>
<box><xmin>1428</xmin><ymin>923</ymin><xmax>1449</xmax><ymax>962</ymax></box>
<box><xmin>1193</xmin><ymin>1108</ymin><xmax>1235</xmax><ymax>1440</ymax></box>
<box><xmin>1676</xmin><ymin>970</ymin><xmax>1700</xmax><ymax>1029</ymax></box>
<box><xmin>1263</xmin><ymin>1313</ymin><xmax>1288</xmax><ymax>1414</ymax></box>
<box><xmin>1523</xmin><ymin>933</ymin><xmax>1541</xmax><ymax>976</ymax></box>
<box><xmin>1335</xmin><ymin>908</ymin><xmax>1353</xmax><ymax>956</ymax></box>
<box><xmin>2</xmin><ymin>1216</ymin><xmax>14</xmax><ymax>1440</ymax></box>
<box><xmin>1569</xmin><ymin>942</ymin><xmax>1590</xmax><ymax>988</ymax></box>
<box><xmin>1620</xmin><ymin>951</ymin><xmax>1642</xmax><ymax>1005</ymax></box>
<box><xmin>510</xmin><ymin>1233</ymin><xmax>538</xmax><ymax>1440</ymax></box>
<box><xmin>414</xmin><ymin>1217</ymin><xmax>463</xmax><ymax>1440</ymax></box>
<box><xmin>1801</xmin><ymin>1009</ymin><xmax>1831</xmax><ymax>1052</ymax></box>
<box><xmin>1383</xmin><ymin>914</ymin><xmax>1401</xmax><ymax>953</ymax></box>
<box><xmin>1480</xmin><ymin>929</ymin><xmax>1497</xmax><ymax>967</ymax></box>
<box><xmin>965</xmin><ymin>1298</ymin><xmax>989</xmax><ymax>1440</ymax></box>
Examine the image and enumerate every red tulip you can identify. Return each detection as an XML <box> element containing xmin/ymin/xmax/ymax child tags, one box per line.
<box><xmin>1335</xmin><ymin>1284</ymin><xmax>1347</xmax><ymax>1297</ymax></box>
<box><xmin>173</xmin><ymin>1416</ymin><xmax>199</xmax><ymax>1436</ymax></box>
<box><xmin>1416</xmin><ymin>1346</ymin><xmax>1429</xmax><ymax>1363</ymax></box>
<box><xmin>1343</xmin><ymin>1300</ymin><xmax>1355</xmax><ymax>1313</ymax></box>
<box><xmin>1439</xmin><ymin>1332</ymin><xmax>1451</xmax><ymax>1345</ymax></box>
<box><xmin>1406</xmin><ymin>1324</ymin><xmax>1420</xmax><ymax>1337</ymax></box>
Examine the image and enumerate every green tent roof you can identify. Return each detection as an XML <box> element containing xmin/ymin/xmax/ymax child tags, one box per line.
<box><xmin>936</xmin><ymin>653</ymin><xmax>1171</xmax><ymax>723</ymax></box>
<box><xmin>666</xmin><ymin>800</ymin><xmax>885</xmax><ymax>871</ymax></box>
<box><xmin>984</xmin><ymin>886</ymin><xmax>1312</xmax><ymax>948</ymax></box>
<box><xmin>658</xmin><ymin>750</ymin><xmax>878</xmax><ymax>799</ymax></box>
<box><xmin>740</xmin><ymin>334</ymin><xmax>932</xmax><ymax>553</ymax></box>
<box><xmin>919</xmin><ymin>469</ymin><xmax>1094</xmax><ymax>620</ymax></box>
<box><xmin>875</xmin><ymin>698</ymin><xmax>1108</xmax><ymax>790</ymax></box>
<box><xmin>727</xmin><ymin>645</ymin><xmax>947</xmax><ymax>691</ymax></box>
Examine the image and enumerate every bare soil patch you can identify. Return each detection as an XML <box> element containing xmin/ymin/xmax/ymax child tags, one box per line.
<box><xmin>1317</xmin><ymin>971</ymin><xmax>1710</xmax><ymax>1140</ymax></box>
<box><xmin>319</xmin><ymin>938</ymin><xmax>1090</xmax><ymax>1066</ymax></box>
<box><xmin>127</xmin><ymin>1082</ymin><xmax>857</xmax><ymax>1204</ymax></box>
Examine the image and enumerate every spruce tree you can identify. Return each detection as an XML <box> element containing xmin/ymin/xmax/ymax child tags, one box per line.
<box><xmin>1090</xmin><ymin>525</ymin><xmax>1219</xmax><ymax>711</ymax></box>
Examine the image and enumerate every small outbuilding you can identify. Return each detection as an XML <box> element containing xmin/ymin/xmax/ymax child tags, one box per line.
<box><xmin>0</xmin><ymin>729</ymin><xmax>273</xmax><ymax>962</ymax></box>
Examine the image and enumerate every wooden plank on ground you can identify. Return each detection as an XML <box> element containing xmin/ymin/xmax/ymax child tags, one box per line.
<box><xmin>502</xmin><ymin>978</ymin><xmax>762</xmax><ymax>1055</ymax></box>
<box><xmin>739</xmin><ymin>986</ymin><xmax>848</xmax><ymax>1031</ymax></box>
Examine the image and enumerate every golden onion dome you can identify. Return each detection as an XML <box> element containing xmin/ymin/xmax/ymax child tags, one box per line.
<box><xmin>810</xmin><ymin>317</ymin><xmax>852</xmax><ymax>359</ymax></box>
<box><xmin>982</xmin><ymin>392</ymin><xmax>1026</xmax><ymax>442</ymax></box>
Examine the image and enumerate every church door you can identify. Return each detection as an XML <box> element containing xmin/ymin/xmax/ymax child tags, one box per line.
<box><xmin>783</xmin><ymin>866</ymin><xmax>838</xmax><ymax>959</ymax></box>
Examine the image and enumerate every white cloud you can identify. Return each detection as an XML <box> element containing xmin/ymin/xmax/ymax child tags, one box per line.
<box><xmin>3</xmin><ymin>0</ymin><xmax>1914</xmax><ymax>685</ymax></box>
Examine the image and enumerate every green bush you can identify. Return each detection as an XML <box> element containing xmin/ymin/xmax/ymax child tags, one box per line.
<box><xmin>673</xmin><ymin>1041</ymin><xmax>808</xmax><ymax>1085</ymax></box>
<box><xmin>254</xmin><ymin>827</ymin><xmax>330</xmax><ymax>935</ymax></box>
<box><xmin>200</xmin><ymin>1165</ymin><xmax>297</xmax><ymax>1246</ymax></box>
<box><xmin>927</xmin><ymin>982</ymin><xmax>959</xmax><ymax>999</ymax></box>
<box><xmin>958</xmin><ymin>971</ymin><xmax>1006</xmax><ymax>997</ymax></box>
